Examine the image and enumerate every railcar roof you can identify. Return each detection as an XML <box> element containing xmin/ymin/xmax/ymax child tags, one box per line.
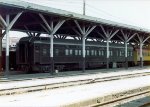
<box><xmin>19</xmin><ymin>36</ymin><xmax>133</xmax><ymax>49</ymax></box>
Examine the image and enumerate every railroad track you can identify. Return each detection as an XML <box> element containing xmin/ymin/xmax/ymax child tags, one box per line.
<box><xmin>0</xmin><ymin>72</ymin><xmax>150</xmax><ymax>96</ymax></box>
<box><xmin>66</xmin><ymin>86</ymin><xmax>150</xmax><ymax>107</ymax></box>
<box><xmin>90</xmin><ymin>86</ymin><xmax>150</xmax><ymax>107</ymax></box>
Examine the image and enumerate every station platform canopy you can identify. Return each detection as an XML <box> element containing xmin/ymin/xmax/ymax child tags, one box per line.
<box><xmin>1</xmin><ymin>0</ymin><xmax>150</xmax><ymax>73</ymax></box>
<box><xmin>0</xmin><ymin>0</ymin><xmax>150</xmax><ymax>43</ymax></box>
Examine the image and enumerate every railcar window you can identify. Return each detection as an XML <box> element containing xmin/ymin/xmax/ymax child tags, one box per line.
<box><xmin>120</xmin><ymin>51</ymin><xmax>122</xmax><ymax>56</ymax></box>
<box><xmin>101</xmin><ymin>50</ymin><xmax>104</xmax><ymax>56</ymax></box>
<box><xmin>130</xmin><ymin>51</ymin><xmax>132</xmax><ymax>56</ymax></box>
<box><xmin>116</xmin><ymin>51</ymin><xmax>118</xmax><ymax>56</ymax></box>
<box><xmin>146</xmin><ymin>52</ymin><xmax>148</xmax><ymax>56</ymax></box>
<box><xmin>142</xmin><ymin>52</ymin><xmax>145</xmax><ymax>56</ymax></box>
<box><xmin>79</xmin><ymin>50</ymin><xmax>81</xmax><ymax>55</ymax></box>
<box><xmin>128</xmin><ymin>51</ymin><xmax>130</xmax><ymax>56</ymax></box>
<box><xmin>75</xmin><ymin>50</ymin><xmax>78</xmax><ymax>56</ymax></box>
<box><xmin>91</xmin><ymin>50</ymin><xmax>94</xmax><ymax>56</ymax></box>
<box><xmin>120</xmin><ymin>51</ymin><xmax>124</xmax><ymax>56</ymax></box>
<box><xmin>19</xmin><ymin>44</ymin><xmax>26</xmax><ymax>62</ymax></box>
<box><xmin>65</xmin><ymin>49</ymin><xmax>69</xmax><ymax>55</ymax></box>
<box><xmin>35</xmin><ymin>46</ymin><xmax>40</xmax><ymax>53</ymax></box>
<box><xmin>95</xmin><ymin>50</ymin><xmax>97</xmax><ymax>56</ymax></box>
<box><xmin>43</xmin><ymin>49</ymin><xmax>47</xmax><ymax>56</ymax></box>
<box><xmin>98</xmin><ymin>51</ymin><xmax>101</xmax><ymax>56</ymax></box>
<box><xmin>110</xmin><ymin>51</ymin><xmax>113</xmax><ymax>56</ymax></box>
<box><xmin>70</xmin><ymin>49</ymin><xmax>73</xmax><ymax>55</ymax></box>
<box><xmin>86</xmin><ymin>50</ymin><xmax>90</xmax><ymax>56</ymax></box>
<box><xmin>55</xmin><ymin>49</ymin><xmax>59</xmax><ymax>56</ymax></box>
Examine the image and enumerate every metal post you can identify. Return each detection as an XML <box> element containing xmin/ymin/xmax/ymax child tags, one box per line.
<box><xmin>39</xmin><ymin>14</ymin><xmax>65</xmax><ymax>74</ymax></box>
<box><xmin>140</xmin><ymin>43</ymin><xmax>143</xmax><ymax>67</ymax></box>
<box><xmin>82</xmin><ymin>37</ymin><xmax>86</xmax><ymax>72</ymax></box>
<box><xmin>106</xmin><ymin>39</ymin><xmax>109</xmax><ymax>69</ymax></box>
<box><xmin>0</xmin><ymin>30</ymin><xmax>2</xmax><ymax>73</ymax></box>
<box><xmin>100</xmin><ymin>25</ymin><xmax>119</xmax><ymax>69</ymax></box>
<box><xmin>125</xmin><ymin>42</ymin><xmax>128</xmax><ymax>69</ymax></box>
<box><xmin>50</xmin><ymin>34</ymin><xmax>54</xmax><ymax>74</ymax></box>
<box><xmin>5</xmin><ymin>15</ymin><xmax>10</xmax><ymax>75</ymax></box>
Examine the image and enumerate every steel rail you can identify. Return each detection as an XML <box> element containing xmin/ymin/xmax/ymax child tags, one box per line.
<box><xmin>90</xmin><ymin>87</ymin><xmax>150</xmax><ymax>107</ymax></box>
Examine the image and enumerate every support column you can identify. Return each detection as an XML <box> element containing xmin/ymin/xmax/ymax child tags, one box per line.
<box><xmin>100</xmin><ymin>25</ymin><xmax>119</xmax><ymax>69</ymax></box>
<box><xmin>74</xmin><ymin>20</ymin><xmax>96</xmax><ymax>72</ymax></box>
<box><xmin>82</xmin><ymin>37</ymin><xmax>86</xmax><ymax>72</ymax></box>
<box><xmin>125</xmin><ymin>42</ymin><xmax>128</xmax><ymax>69</ymax></box>
<box><xmin>106</xmin><ymin>39</ymin><xmax>109</xmax><ymax>69</ymax></box>
<box><xmin>0</xmin><ymin>30</ymin><xmax>2</xmax><ymax>73</ymax></box>
<box><xmin>50</xmin><ymin>34</ymin><xmax>54</xmax><ymax>74</ymax></box>
<box><xmin>137</xmin><ymin>34</ymin><xmax>150</xmax><ymax>68</ymax></box>
<box><xmin>0</xmin><ymin>12</ymin><xmax>22</xmax><ymax>75</ymax></box>
<box><xmin>39</xmin><ymin>13</ymin><xmax>65</xmax><ymax>74</ymax></box>
<box><xmin>5</xmin><ymin>15</ymin><xmax>10</xmax><ymax>75</ymax></box>
<box><xmin>140</xmin><ymin>43</ymin><xmax>143</xmax><ymax>68</ymax></box>
<box><xmin>120</xmin><ymin>30</ymin><xmax>137</xmax><ymax>69</ymax></box>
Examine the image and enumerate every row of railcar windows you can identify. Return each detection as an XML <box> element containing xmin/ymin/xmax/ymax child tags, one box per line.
<box><xmin>54</xmin><ymin>49</ymin><xmax>133</xmax><ymax>57</ymax></box>
<box><xmin>138</xmin><ymin>51</ymin><xmax>150</xmax><ymax>56</ymax></box>
<box><xmin>43</xmin><ymin>48</ymin><xmax>133</xmax><ymax>57</ymax></box>
<box><xmin>65</xmin><ymin>49</ymin><xmax>105</xmax><ymax>56</ymax></box>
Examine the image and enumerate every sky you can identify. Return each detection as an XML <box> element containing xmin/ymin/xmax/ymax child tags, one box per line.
<box><xmin>10</xmin><ymin>0</ymin><xmax>150</xmax><ymax>37</ymax></box>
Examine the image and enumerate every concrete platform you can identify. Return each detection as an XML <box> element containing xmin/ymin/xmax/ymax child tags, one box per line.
<box><xmin>0</xmin><ymin>75</ymin><xmax>150</xmax><ymax>107</ymax></box>
<box><xmin>0</xmin><ymin>67</ymin><xmax>149</xmax><ymax>82</ymax></box>
<box><xmin>0</xmin><ymin>67</ymin><xmax>150</xmax><ymax>97</ymax></box>
<box><xmin>0</xmin><ymin>67</ymin><xmax>150</xmax><ymax>89</ymax></box>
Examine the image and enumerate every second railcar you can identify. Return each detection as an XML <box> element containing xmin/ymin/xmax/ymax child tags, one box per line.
<box><xmin>16</xmin><ymin>37</ymin><xmax>134</xmax><ymax>72</ymax></box>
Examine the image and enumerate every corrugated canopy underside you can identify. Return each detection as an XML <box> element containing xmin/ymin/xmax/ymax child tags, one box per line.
<box><xmin>0</xmin><ymin>0</ymin><xmax>150</xmax><ymax>43</ymax></box>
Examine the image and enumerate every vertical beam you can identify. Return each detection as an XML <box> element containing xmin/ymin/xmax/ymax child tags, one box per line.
<box><xmin>82</xmin><ymin>26</ymin><xmax>96</xmax><ymax>72</ymax></box>
<box><xmin>0</xmin><ymin>12</ymin><xmax>22</xmax><ymax>75</ymax></box>
<box><xmin>121</xmin><ymin>31</ymin><xmax>137</xmax><ymax>69</ymax></box>
<box><xmin>100</xmin><ymin>25</ymin><xmax>119</xmax><ymax>69</ymax></box>
<box><xmin>82</xmin><ymin>37</ymin><xmax>86</xmax><ymax>72</ymax></box>
<box><xmin>50</xmin><ymin>20</ymin><xmax>65</xmax><ymax>74</ymax></box>
<box><xmin>0</xmin><ymin>30</ymin><xmax>2</xmax><ymax>73</ymax></box>
<box><xmin>74</xmin><ymin>20</ymin><xmax>96</xmax><ymax>72</ymax></box>
<box><xmin>125</xmin><ymin>42</ymin><xmax>128</xmax><ymax>69</ymax></box>
<box><xmin>137</xmin><ymin>34</ymin><xmax>145</xmax><ymax>68</ymax></box>
<box><xmin>50</xmin><ymin>34</ymin><xmax>54</xmax><ymax>73</ymax></box>
<box><xmin>5</xmin><ymin>15</ymin><xmax>10</xmax><ymax>75</ymax></box>
<box><xmin>106</xmin><ymin>39</ymin><xmax>109</xmax><ymax>69</ymax></box>
<box><xmin>40</xmin><ymin>14</ymin><xmax>65</xmax><ymax>74</ymax></box>
<box><xmin>140</xmin><ymin>43</ymin><xmax>143</xmax><ymax>68</ymax></box>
